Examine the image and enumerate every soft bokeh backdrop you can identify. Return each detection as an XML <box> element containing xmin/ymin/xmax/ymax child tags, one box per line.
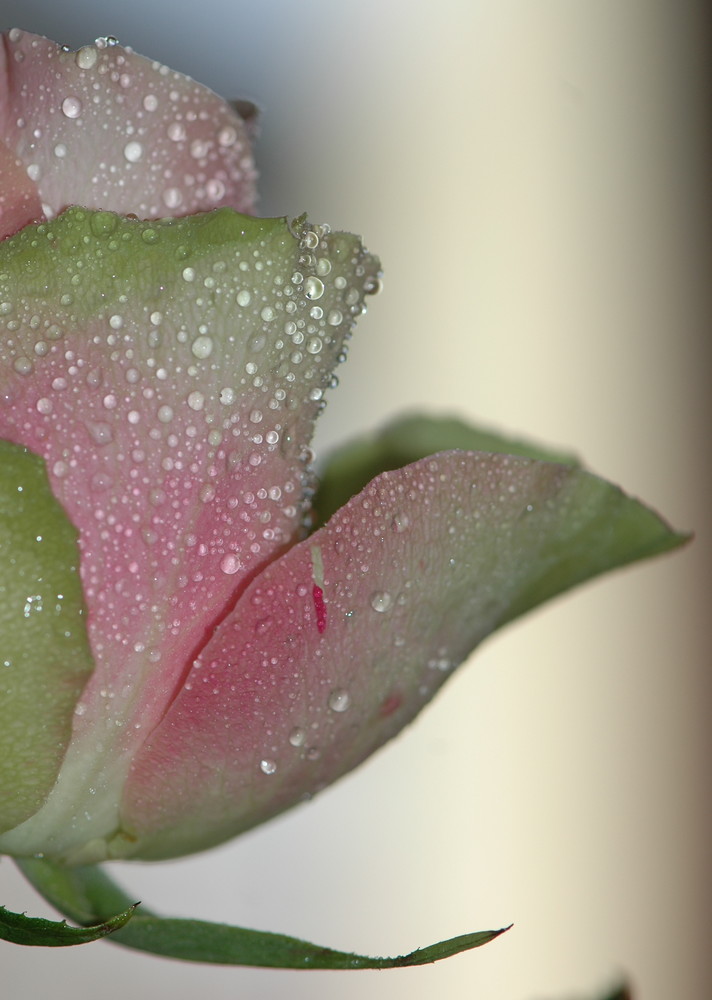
<box><xmin>2</xmin><ymin>3</ymin><xmax>709</xmax><ymax>999</ymax></box>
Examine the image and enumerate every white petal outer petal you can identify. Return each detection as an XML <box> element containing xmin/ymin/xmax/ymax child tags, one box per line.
<box><xmin>0</xmin><ymin>207</ymin><xmax>380</xmax><ymax>863</ymax></box>
<box><xmin>119</xmin><ymin>451</ymin><xmax>678</xmax><ymax>860</ymax></box>
<box><xmin>0</xmin><ymin>29</ymin><xmax>257</xmax><ymax>223</ymax></box>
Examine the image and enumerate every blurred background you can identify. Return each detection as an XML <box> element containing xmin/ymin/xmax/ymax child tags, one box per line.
<box><xmin>1</xmin><ymin>2</ymin><xmax>709</xmax><ymax>998</ymax></box>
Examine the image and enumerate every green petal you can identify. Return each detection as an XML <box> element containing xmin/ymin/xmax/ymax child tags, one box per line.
<box><xmin>0</xmin><ymin>441</ymin><xmax>93</xmax><ymax>833</ymax></box>
<box><xmin>313</xmin><ymin>413</ymin><xmax>580</xmax><ymax>528</ymax></box>
<box><xmin>15</xmin><ymin>858</ymin><xmax>507</xmax><ymax>967</ymax></box>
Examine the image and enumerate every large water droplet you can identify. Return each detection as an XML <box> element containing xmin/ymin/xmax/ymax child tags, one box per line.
<box><xmin>75</xmin><ymin>45</ymin><xmax>98</xmax><ymax>69</ymax></box>
<box><xmin>61</xmin><ymin>96</ymin><xmax>82</xmax><ymax>119</ymax></box>
<box><xmin>220</xmin><ymin>554</ymin><xmax>241</xmax><ymax>575</ymax></box>
<box><xmin>370</xmin><ymin>591</ymin><xmax>393</xmax><ymax>613</ymax></box>
<box><xmin>328</xmin><ymin>689</ymin><xmax>351</xmax><ymax>713</ymax></box>
<box><xmin>191</xmin><ymin>334</ymin><xmax>213</xmax><ymax>358</ymax></box>
<box><xmin>260</xmin><ymin>758</ymin><xmax>277</xmax><ymax>775</ymax></box>
<box><xmin>304</xmin><ymin>276</ymin><xmax>324</xmax><ymax>300</ymax></box>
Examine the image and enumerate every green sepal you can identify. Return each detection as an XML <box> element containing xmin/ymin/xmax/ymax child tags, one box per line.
<box><xmin>0</xmin><ymin>441</ymin><xmax>94</xmax><ymax>832</ymax></box>
<box><xmin>0</xmin><ymin>901</ymin><xmax>137</xmax><ymax>947</ymax></box>
<box><xmin>14</xmin><ymin>858</ymin><xmax>507</xmax><ymax>967</ymax></box>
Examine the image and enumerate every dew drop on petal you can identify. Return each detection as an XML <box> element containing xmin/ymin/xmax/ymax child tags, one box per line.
<box><xmin>260</xmin><ymin>759</ymin><xmax>277</xmax><ymax>775</ymax></box>
<box><xmin>75</xmin><ymin>45</ymin><xmax>98</xmax><ymax>69</ymax></box>
<box><xmin>288</xmin><ymin>727</ymin><xmax>306</xmax><ymax>747</ymax></box>
<box><xmin>304</xmin><ymin>276</ymin><xmax>324</xmax><ymax>300</ymax></box>
<box><xmin>370</xmin><ymin>591</ymin><xmax>393</xmax><ymax>613</ymax></box>
<box><xmin>220</xmin><ymin>554</ymin><xmax>241</xmax><ymax>575</ymax></box>
<box><xmin>217</xmin><ymin>125</ymin><xmax>238</xmax><ymax>147</ymax></box>
<box><xmin>61</xmin><ymin>96</ymin><xmax>82</xmax><ymax>119</ymax></box>
<box><xmin>328</xmin><ymin>689</ymin><xmax>351</xmax><ymax>713</ymax></box>
<box><xmin>191</xmin><ymin>334</ymin><xmax>213</xmax><ymax>358</ymax></box>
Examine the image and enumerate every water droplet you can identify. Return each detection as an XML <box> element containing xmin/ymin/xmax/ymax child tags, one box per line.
<box><xmin>304</xmin><ymin>276</ymin><xmax>324</xmax><ymax>300</ymax></box>
<box><xmin>370</xmin><ymin>591</ymin><xmax>393</xmax><ymax>613</ymax></box>
<box><xmin>302</xmin><ymin>231</ymin><xmax>319</xmax><ymax>250</ymax></box>
<box><xmin>220</xmin><ymin>554</ymin><xmax>241</xmax><ymax>575</ymax></box>
<box><xmin>163</xmin><ymin>186</ymin><xmax>182</xmax><ymax>209</ymax></box>
<box><xmin>91</xmin><ymin>472</ymin><xmax>112</xmax><ymax>492</ymax></box>
<box><xmin>191</xmin><ymin>334</ymin><xmax>213</xmax><ymax>358</ymax></box>
<box><xmin>13</xmin><ymin>357</ymin><xmax>33</xmax><ymax>375</ymax></box>
<box><xmin>391</xmin><ymin>512</ymin><xmax>410</xmax><ymax>533</ymax></box>
<box><xmin>61</xmin><ymin>96</ymin><xmax>82</xmax><ymax>119</ymax></box>
<box><xmin>141</xmin><ymin>228</ymin><xmax>158</xmax><ymax>244</ymax></box>
<box><xmin>182</xmin><ymin>267</ymin><xmax>195</xmax><ymax>282</ymax></box>
<box><xmin>199</xmin><ymin>484</ymin><xmax>216</xmax><ymax>503</ymax></box>
<box><xmin>36</xmin><ymin>397</ymin><xmax>53</xmax><ymax>414</ymax></box>
<box><xmin>288</xmin><ymin>727</ymin><xmax>306</xmax><ymax>747</ymax></box>
<box><xmin>88</xmin><ymin>422</ymin><xmax>113</xmax><ymax>445</ymax></box>
<box><xmin>236</xmin><ymin>289</ymin><xmax>251</xmax><ymax>307</ymax></box>
<box><xmin>90</xmin><ymin>211</ymin><xmax>118</xmax><ymax>237</ymax></box>
<box><xmin>254</xmin><ymin>616</ymin><xmax>273</xmax><ymax>635</ymax></box>
<box><xmin>53</xmin><ymin>143</ymin><xmax>67</xmax><ymax>158</ymax></box>
<box><xmin>167</xmin><ymin>121</ymin><xmax>186</xmax><ymax>142</ymax></box>
<box><xmin>260</xmin><ymin>758</ymin><xmax>277</xmax><ymax>775</ymax></box>
<box><xmin>328</xmin><ymin>689</ymin><xmax>351</xmax><ymax>713</ymax></box>
<box><xmin>187</xmin><ymin>391</ymin><xmax>204</xmax><ymax>411</ymax></box>
<box><xmin>206</xmin><ymin>178</ymin><xmax>225</xmax><ymax>201</ymax></box>
<box><xmin>75</xmin><ymin>45</ymin><xmax>98</xmax><ymax>69</ymax></box>
<box><xmin>26</xmin><ymin>163</ymin><xmax>40</xmax><ymax>181</ymax></box>
<box><xmin>220</xmin><ymin>387</ymin><xmax>236</xmax><ymax>405</ymax></box>
<box><xmin>157</xmin><ymin>405</ymin><xmax>173</xmax><ymax>423</ymax></box>
<box><xmin>143</xmin><ymin>93</ymin><xmax>159</xmax><ymax>112</ymax></box>
<box><xmin>305</xmin><ymin>336</ymin><xmax>323</xmax><ymax>355</ymax></box>
<box><xmin>218</xmin><ymin>124</ymin><xmax>238</xmax><ymax>147</ymax></box>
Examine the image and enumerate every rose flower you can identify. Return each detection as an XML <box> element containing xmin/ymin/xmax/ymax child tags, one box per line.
<box><xmin>0</xmin><ymin>30</ymin><xmax>680</xmax><ymax>867</ymax></box>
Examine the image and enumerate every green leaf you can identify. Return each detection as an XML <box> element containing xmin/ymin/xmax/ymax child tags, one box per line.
<box><xmin>313</xmin><ymin>413</ymin><xmax>580</xmax><ymax>528</ymax></box>
<box><xmin>0</xmin><ymin>902</ymin><xmax>137</xmax><ymax>947</ymax></box>
<box><xmin>15</xmin><ymin>858</ymin><xmax>507</xmax><ymax>967</ymax></box>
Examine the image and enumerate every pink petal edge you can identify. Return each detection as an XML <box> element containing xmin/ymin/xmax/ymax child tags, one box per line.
<box><xmin>0</xmin><ymin>28</ymin><xmax>257</xmax><ymax>234</ymax></box>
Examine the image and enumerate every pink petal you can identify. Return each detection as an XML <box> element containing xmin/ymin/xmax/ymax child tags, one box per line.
<box><xmin>120</xmin><ymin>452</ymin><xmax>600</xmax><ymax>859</ymax></box>
<box><xmin>0</xmin><ymin>207</ymin><xmax>378</xmax><ymax>861</ymax></box>
<box><xmin>0</xmin><ymin>138</ymin><xmax>43</xmax><ymax>237</ymax></box>
<box><xmin>0</xmin><ymin>29</ymin><xmax>256</xmax><ymax>228</ymax></box>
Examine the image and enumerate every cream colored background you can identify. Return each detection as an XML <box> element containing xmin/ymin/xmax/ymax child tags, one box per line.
<box><xmin>1</xmin><ymin>3</ymin><xmax>709</xmax><ymax>998</ymax></box>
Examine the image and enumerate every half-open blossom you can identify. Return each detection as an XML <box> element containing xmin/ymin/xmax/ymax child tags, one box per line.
<box><xmin>0</xmin><ymin>31</ymin><xmax>680</xmax><ymax>866</ymax></box>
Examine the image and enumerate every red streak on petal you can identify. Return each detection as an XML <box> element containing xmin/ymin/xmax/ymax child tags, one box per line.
<box><xmin>380</xmin><ymin>692</ymin><xmax>403</xmax><ymax>717</ymax></box>
<box><xmin>312</xmin><ymin>583</ymin><xmax>327</xmax><ymax>634</ymax></box>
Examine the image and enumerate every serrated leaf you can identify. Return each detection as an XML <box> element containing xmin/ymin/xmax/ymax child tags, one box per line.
<box><xmin>0</xmin><ymin>901</ymin><xmax>136</xmax><ymax>947</ymax></box>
